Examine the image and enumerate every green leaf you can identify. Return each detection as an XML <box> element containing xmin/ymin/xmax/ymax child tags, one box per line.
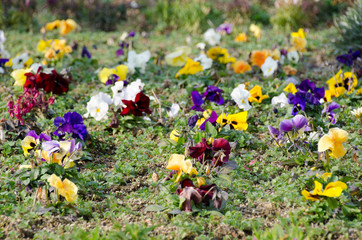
<box><xmin>326</xmin><ymin>197</ymin><xmax>339</xmax><ymax>210</ymax></box>
<box><xmin>205</xmin><ymin>122</ymin><xmax>217</xmax><ymax>137</ymax></box>
<box><xmin>218</xmin><ymin>174</ymin><xmax>233</xmax><ymax>183</ymax></box>
<box><xmin>144</xmin><ymin>204</ymin><xmax>165</xmax><ymax>212</ymax></box>
<box><xmin>30</xmin><ymin>168</ymin><xmax>39</xmax><ymax>181</ymax></box>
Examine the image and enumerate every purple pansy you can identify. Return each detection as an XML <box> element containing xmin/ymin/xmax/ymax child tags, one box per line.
<box><xmin>188</xmin><ymin>114</ymin><xmax>199</xmax><ymax>129</ymax></box>
<box><xmin>288</xmin><ymin>79</ymin><xmax>324</xmax><ymax>115</ymax></box>
<box><xmin>191</xmin><ymin>91</ymin><xmax>204</xmax><ymax>112</ymax></box>
<box><xmin>279</xmin><ymin>114</ymin><xmax>308</xmax><ymax>133</ymax></box>
<box><xmin>202</xmin><ymin>86</ymin><xmax>224</xmax><ymax>105</ymax></box>
<box><xmin>116</xmin><ymin>48</ymin><xmax>124</xmax><ymax>57</ymax></box>
<box><xmin>128</xmin><ymin>31</ymin><xmax>135</xmax><ymax>38</ymax></box>
<box><xmin>322</xmin><ymin>102</ymin><xmax>340</xmax><ymax>124</ymax></box>
<box><xmin>336</xmin><ymin>49</ymin><xmax>360</xmax><ymax>67</ymax></box>
<box><xmin>0</xmin><ymin>58</ymin><xmax>9</xmax><ymax>66</ymax></box>
<box><xmin>216</xmin><ymin>23</ymin><xmax>232</xmax><ymax>34</ymax></box>
<box><xmin>54</xmin><ymin>111</ymin><xmax>87</xmax><ymax>141</ymax></box>
<box><xmin>81</xmin><ymin>46</ymin><xmax>91</xmax><ymax>59</ymax></box>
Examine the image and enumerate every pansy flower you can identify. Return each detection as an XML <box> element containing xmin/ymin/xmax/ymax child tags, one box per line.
<box><xmin>175</xmin><ymin>58</ymin><xmax>203</xmax><ymax>78</ymax></box>
<box><xmin>21</xmin><ymin>130</ymin><xmax>51</xmax><ymax>156</ymax></box>
<box><xmin>336</xmin><ymin>49</ymin><xmax>360</xmax><ymax>66</ymax></box>
<box><xmin>284</xmin><ymin>83</ymin><xmax>298</xmax><ymax>94</ymax></box>
<box><xmin>165</xmin><ymin>46</ymin><xmax>191</xmax><ymax>67</ymax></box>
<box><xmin>191</xmin><ymin>90</ymin><xmax>204</xmax><ymax>112</ymax></box>
<box><xmin>233</xmin><ymin>60</ymin><xmax>251</xmax><ymax>74</ymax></box>
<box><xmin>302</xmin><ymin>180</ymin><xmax>347</xmax><ymax>201</ymax></box>
<box><xmin>250</xmin><ymin>50</ymin><xmax>270</xmax><ymax>68</ymax></box>
<box><xmin>216</xmin><ymin>23</ymin><xmax>232</xmax><ymax>34</ymax></box>
<box><xmin>318</xmin><ymin>128</ymin><xmax>348</xmax><ymax>159</ymax></box>
<box><xmin>249</xmin><ymin>24</ymin><xmax>261</xmax><ymax>39</ymax></box>
<box><xmin>207</xmin><ymin>47</ymin><xmax>236</xmax><ymax>64</ymax></box>
<box><xmin>326</xmin><ymin>70</ymin><xmax>358</xmax><ymax>96</ymax></box>
<box><xmin>196</xmin><ymin>110</ymin><xmax>218</xmax><ymax>131</ymax></box>
<box><xmin>84</xmin><ymin>92</ymin><xmax>113</xmax><ymax>121</ymax></box>
<box><xmin>290</xmin><ymin>28</ymin><xmax>307</xmax><ymax>52</ymax></box>
<box><xmin>126</xmin><ymin>50</ymin><xmax>151</xmax><ymax>74</ymax></box>
<box><xmin>231</xmin><ymin>84</ymin><xmax>251</xmax><ymax>110</ymax></box>
<box><xmin>248</xmin><ymin>85</ymin><xmax>268</xmax><ymax>103</ymax></box>
<box><xmin>48</xmin><ymin>174</ymin><xmax>78</xmax><ymax>203</ymax></box>
<box><xmin>121</xmin><ymin>92</ymin><xmax>152</xmax><ymax>116</ymax></box>
<box><xmin>187</xmin><ymin>114</ymin><xmax>199</xmax><ymax>129</ymax></box>
<box><xmin>166</xmin><ymin>154</ymin><xmax>198</xmax><ymax>182</ymax></box>
<box><xmin>271</xmin><ymin>93</ymin><xmax>289</xmax><ymax>108</ymax></box>
<box><xmin>235</xmin><ymin>33</ymin><xmax>248</xmax><ymax>42</ymax></box>
<box><xmin>202</xmin><ymin>86</ymin><xmax>224</xmax><ymax>105</ymax></box>
<box><xmin>54</xmin><ymin>111</ymin><xmax>88</xmax><ymax>141</ymax></box>
<box><xmin>203</xmin><ymin>28</ymin><xmax>221</xmax><ymax>46</ymax></box>
<box><xmin>42</xmin><ymin>139</ymin><xmax>82</xmax><ymax>168</ymax></box>
<box><xmin>279</xmin><ymin>114</ymin><xmax>308</xmax><ymax>134</ymax></box>
<box><xmin>217</xmin><ymin>112</ymin><xmax>248</xmax><ymax>131</ymax></box>
<box><xmin>322</xmin><ymin>102</ymin><xmax>340</xmax><ymax>124</ymax></box>
<box><xmin>261</xmin><ymin>57</ymin><xmax>278</xmax><ymax>77</ymax></box>
<box><xmin>212</xmin><ymin>138</ymin><xmax>231</xmax><ymax>166</ymax></box>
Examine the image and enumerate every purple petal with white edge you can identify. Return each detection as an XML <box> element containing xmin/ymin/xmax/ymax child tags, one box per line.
<box><xmin>291</xmin><ymin>114</ymin><xmax>307</xmax><ymax>130</ymax></box>
<box><xmin>279</xmin><ymin>120</ymin><xmax>293</xmax><ymax>132</ymax></box>
<box><xmin>42</xmin><ymin>140</ymin><xmax>60</xmax><ymax>157</ymax></box>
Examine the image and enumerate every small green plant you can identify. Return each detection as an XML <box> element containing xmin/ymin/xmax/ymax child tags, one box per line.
<box><xmin>334</xmin><ymin>0</ymin><xmax>362</xmax><ymax>53</ymax></box>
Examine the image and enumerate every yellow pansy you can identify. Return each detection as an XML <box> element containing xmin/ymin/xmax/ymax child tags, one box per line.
<box><xmin>249</xmin><ymin>24</ymin><xmax>261</xmax><ymax>39</ymax></box>
<box><xmin>327</xmin><ymin>70</ymin><xmax>358</xmax><ymax>96</ymax></box>
<box><xmin>235</xmin><ymin>33</ymin><xmax>248</xmax><ymax>42</ymax></box>
<box><xmin>114</xmin><ymin>65</ymin><xmax>128</xmax><ymax>81</ymax></box>
<box><xmin>318</xmin><ymin>128</ymin><xmax>348</xmax><ymax>159</ymax></box>
<box><xmin>98</xmin><ymin>68</ymin><xmax>116</xmax><ymax>83</ymax></box>
<box><xmin>271</xmin><ymin>49</ymin><xmax>281</xmax><ymax>61</ymax></box>
<box><xmin>321</xmin><ymin>181</ymin><xmax>348</xmax><ymax>197</ymax></box>
<box><xmin>11</xmin><ymin>68</ymin><xmax>31</xmax><ymax>86</ymax></box>
<box><xmin>196</xmin><ymin>109</ymin><xmax>213</xmax><ymax>127</ymax></box>
<box><xmin>170</xmin><ymin>130</ymin><xmax>180</xmax><ymax>142</ymax></box>
<box><xmin>291</xmin><ymin>28</ymin><xmax>306</xmax><ymax>39</ymax></box>
<box><xmin>21</xmin><ymin>136</ymin><xmax>37</xmax><ymax>156</ymax></box>
<box><xmin>217</xmin><ymin>112</ymin><xmax>248</xmax><ymax>131</ymax></box>
<box><xmin>175</xmin><ymin>58</ymin><xmax>203</xmax><ymax>78</ymax></box>
<box><xmin>291</xmin><ymin>28</ymin><xmax>307</xmax><ymax>52</ymax></box>
<box><xmin>37</xmin><ymin>40</ymin><xmax>52</xmax><ymax>52</ymax></box>
<box><xmin>45</xmin><ymin>48</ymin><xmax>57</xmax><ymax>60</ymax></box>
<box><xmin>248</xmin><ymin>85</ymin><xmax>268</xmax><ymax>103</ymax></box>
<box><xmin>322</xmin><ymin>90</ymin><xmax>332</xmax><ymax>102</ymax></box>
<box><xmin>45</xmin><ymin>20</ymin><xmax>61</xmax><ymax>31</ymax></box>
<box><xmin>284</xmin><ymin>83</ymin><xmax>297</xmax><ymax>94</ymax></box>
<box><xmin>59</xmin><ymin>19</ymin><xmax>78</xmax><ymax>35</ymax></box>
<box><xmin>207</xmin><ymin>47</ymin><xmax>235</xmax><ymax>64</ymax></box>
<box><xmin>48</xmin><ymin>174</ymin><xmax>78</xmax><ymax>203</ymax></box>
<box><xmin>165</xmin><ymin>46</ymin><xmax>191</xmax><ymax>67</ymax></box>
<box><xmin>166</xmin><ymin>154</ymin><xmax>198</xmax><ymax>182</ymax></box>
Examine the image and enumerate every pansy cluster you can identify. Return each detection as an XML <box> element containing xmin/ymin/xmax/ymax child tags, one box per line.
<box><xmin>165</xmin><ymin>137</ymin><xmax>233</xmax><ymax>212</ymax></box>
<box><xmin>18</xmin><ymin>112</ymin><xmax>86</xmax><ymax>204</ymax></box>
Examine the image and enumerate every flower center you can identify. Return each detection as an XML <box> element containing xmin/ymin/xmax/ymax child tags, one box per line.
<box><xmin>96</xmin><ymin>108</ymin><xmax>100</xmax><ymax>113</ymax></box>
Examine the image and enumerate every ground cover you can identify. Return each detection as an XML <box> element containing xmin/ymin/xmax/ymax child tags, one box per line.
<box><xmin>0</xmin><ymin>24</ymin><xmax>361</xmax><ymax>240</ymax></box>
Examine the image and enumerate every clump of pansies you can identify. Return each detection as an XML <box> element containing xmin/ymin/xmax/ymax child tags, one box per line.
<box><xmin>164</xmin><ymin>137</ymin><xmax>233</xmax><ymax>211</ymax></box>
<box><xmin>16</xmin><ymin>111</ymin><xmax>86</xmax><ymax>204</ymax></box>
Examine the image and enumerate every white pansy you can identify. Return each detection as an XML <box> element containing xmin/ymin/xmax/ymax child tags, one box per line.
<box><xmin>111</xmin><ymin>81</ymin><xmax>126</xmax><ymax>107</ymax></box>
<box><xmin>84</xmin><ymin>92</ymin><xmax>112</xmax><ymax>121</ymax></box>
<box><xmin>195</xmin><ymin>42</ymin><xmax>206</xmax><ymax>50</ymax></box>
<box><xmin>12</xmin><ymin>53</ymin><xmax>31</xmax><ymax>69</ymax></box>
<box><xmin>203</xmin><ymin>29</ymin><xmax>221</xmax><ymax>46</ymax></box>
<box><xmin>287</xmin><ymin>51</ymin><xmax>299</xmax><ymax>63</ymax></box>
<box><xmin>0</xmin><ymin>67</ymin><xmax>4</xmax><ymax>74</ymax></box>
<box><xmin>194</xmin><ymin>54</ymin><xmax>212</xmax><ymax>70</ymax></box>
<box><xmin>351</xmin><ymin>107</ymin><xmax>362</xmax><ymax>118</ymax></box>
<box><xmin>271</xmin><ymin>93</ymin><xmax>289</xmax><ymax>108</ymax></box>
<box><xmin>261</xmin><ymin>57</ymin><xmax>278</xmax><ymax>77</ymax></box>
<box><xmin>126</xmin><ymin>50</ymin><xmax>151</xmax><ymax>74</ymax></box>
<box><xmin>231</xmin><ymin>84</ymin><xmax>251</xmax><ymax>111</ymax></box>
<box><xmin>112</xmin><ymin>79</ymin><xmax>144</xmax><ymax>107</ymax></box>
<box><xmin>167</xmin><ymin>103</ymin><xmax>180</xmax><ymax>118</ymax></box>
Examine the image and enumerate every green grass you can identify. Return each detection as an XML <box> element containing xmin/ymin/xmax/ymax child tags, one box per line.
<box><xmin>0</xmin><ymin>26</ymin><xmax>361</xmax><ymax>240</ymax></box>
